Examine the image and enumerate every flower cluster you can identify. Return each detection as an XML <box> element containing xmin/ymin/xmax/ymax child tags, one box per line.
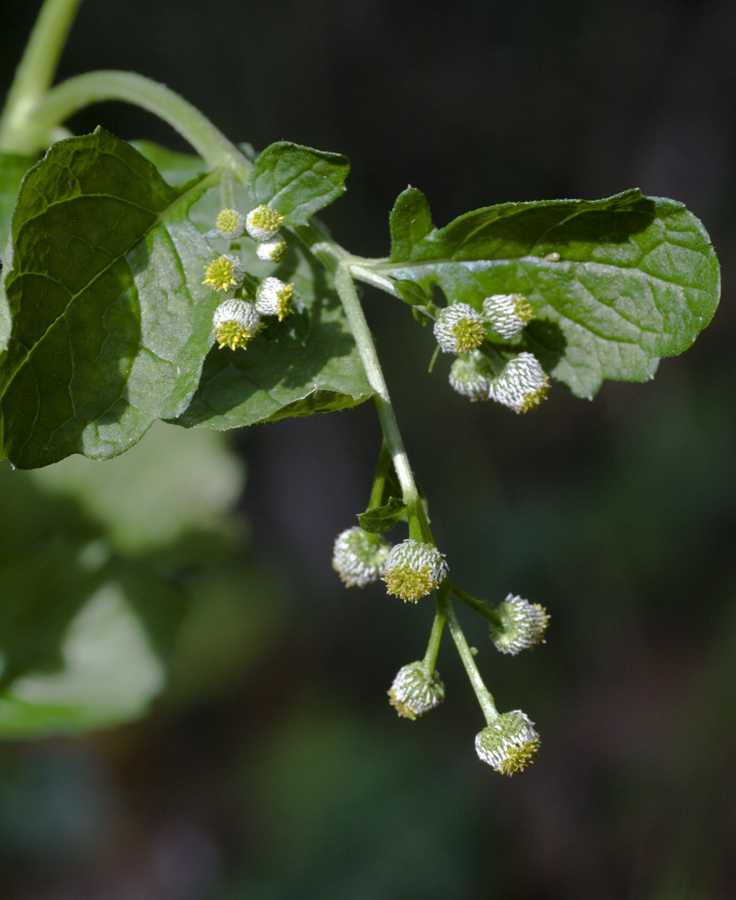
<box><xmin>382</xmin><ymin>539</ymin><xmax>448</xmax><ymax>603</ymax></box>
<box><xmin>489</xmin><ymin>594</ymin><xmax>550</xmax><ymax>654</ymax></box>
<box><xmin>202</xmin><ymin>203</ymin><xmax>296</xmax><ymax>351</ymax></box>
<box><xmin>475</xmin><ymin>710</ymin><xmax>540</xmax><ymax>775</ymax></box>
<box><xmin>388</xmin><ymin>662</ymin><xmax>445</xmax><ymax>720</ymax></box>
<box><xmin>488</xmin><ymin>352</ymin><xmax>549</xmax><ymax>413</ymax></box>
<box><xmin>436</xmin><ymin>294</ymin><xmax>549</xmax><ymax>412</ymax></box>
<box><xmin>332</xmin><ymin>527</ymin><xmax>392</xmax><ymax>587</ymax></box>
<box><xmin>482</xmin><ymin>293</ymin><xmax>535</xmax><ymax>339</ymax></box>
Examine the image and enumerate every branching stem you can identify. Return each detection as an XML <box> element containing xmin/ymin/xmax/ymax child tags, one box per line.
<box><xmin>439</xmin><ymin>585</ymin><xmax>498</xmax><ymax>724</ymax></box>
<box><xmin>450</xmin><ymin>582</ymin><xmax>504</xmax><ymax>627</ymax></box>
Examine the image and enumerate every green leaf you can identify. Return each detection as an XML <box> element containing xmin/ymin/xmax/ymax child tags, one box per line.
<box><xmin>394</xmin><ymin>279</ymin><xmax>431</xmax><ymax>307</ymax></box>
<box><xmin>129</xmin><ymin>139</ymin><xmax>207</xmax><ymax>188</ymax></box>
<box><xmin>358</xmin><ymin>497</ymin><xmax>407</xmax><ymax>533</ymax></box>
<box><xmin>0</xmin><ymin>152</ymin><xmax>35</xmax><ymax>259</ymax></box>
<box><xmin>0</xmin><ymin>128</ymin><xmax>219</xmax><ymax>468</ymax></box>
<box><xmin>390</xmin><ymin>185</ymin><xmax>434</xmax><ymax>261</ymax></box>
<box><xmin>248</xmin><ymin>141</ymin><xmax>350</xmax><ymax>224</ymax></box>
<box><xmin>0</xmin><ymin>153</ymin><xmax>36</xmax><ymax>355</ymax></box>
<box><xmin>172</xmin><ymin>186</ymin><xmax>372</xmax><ymax>431</ymax></box>
<box><xmin>383</xmin><ymin>187</ymin><xmax>720</xmax><ymax>398</ymax></box>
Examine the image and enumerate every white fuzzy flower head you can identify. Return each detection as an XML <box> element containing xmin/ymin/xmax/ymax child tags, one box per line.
<box><xmin>255</xmin><ymin>276</ymin><xmax>296</xmax><ymax>321</ymax></box>
<box><xmin>434</xmin><ymin>303</ymin><xmax>487</xmax><ymax>353</ymax></box>
<box><xmin>255</xmin><ymin>236</ymin><xmax>288</xmax><ymax>263</ymax></box>
<box><xmin>246</xmin><ymin>204</ymin><xmax>285</xmax><ymax>242</ymax></box>
<box><xmin>203</xmin><ymin>254</ymin><xmax>245</xmax><ymax>292</ymax></box>
<box><xmin>482</xmin><ymin>293</ymin><xmax>535</xmax><ymax>339</ymax></box>
<box><xmin>211</xmin><ymin>208</ymin><xmax>245</xmax><ymax>241</ymax></box>
<box><xmin>489</xmin><ymin>594</ymin><xmax>550</xmax><ymax>655</ymax></box>
<box><xmin>213</xmin><ymin>299</ymin><xmax>261</xmax><ymax>351</ymax></box>
<box><xmin>382</xmin><ymin>539</ymin><xmax>448</xmax><ymax>603</ymax></box>
<box><xmin>488</xmin><ymin>352</ymin><xmax>549</xmax><ymax>413</ymax></box>
<box><xmin>475</xmin><ymin>710</ymin><xmax>540</xmax><ymax>775</ymax></box>
<box><xmin>449</xmin><ymin>352</ymin><xmax>494</xmax><ymax>401</ymax></box>
<box><xmin>332</xmin><ymin>527</ymin><xmax>392</xmax><ymax>587</ymax></box>
<box><xmin>388</xmin><ymin>662</ymin><xmax>445</xmax><ymax>720</ymax></box>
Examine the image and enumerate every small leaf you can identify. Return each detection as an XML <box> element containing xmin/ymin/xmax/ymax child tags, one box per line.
<box><xmin>389</xmin><ymin>186</ymin><xmax>434</xmax><ymax>261</ymax></box>
<box><xmin>394</xmin><ymin>279</ymin><xmax>431</xmax><ymax>306</ymax></box>
<box><xmin>0</xmin><ymin>129</ymin><xmax>219</xmax><ymax>468</ymax></box>
<box><xmin>358</xmin><ymin>497</ymin><xmax>407</xmax><ymax>533</ymax></box>
<box><xmin>248</xmin><ymin>141</ymin><xmax>350</xmax><ymax>224</ymax></box>
<box><xmin>383</xmin><ymin>188</ymin><xmax>720</xmax><ymax>398</ymax></box>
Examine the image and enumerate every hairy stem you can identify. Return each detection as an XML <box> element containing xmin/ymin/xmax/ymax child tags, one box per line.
<box><xmin>0</xmin><ymin>0</ymin><xmax>84</xmax><ymax>154</ymax></box>
<box><xmin>333</xmin><ymin>262</ymin><xmax>420</xmax><ymax>508</ymax></box>
<box><xmin>421</xmin><ymin>610</ymin><xmax>446</xmax><ymax>675</ymax></box>
<box><xmin>439</xmin><ymin>586</ymin><xmax>498</xmax><ymax>724</ymax></box>
<box><xmin>9</xmin><ymin>71</ymin><xmax>251</xmax><ymax>182</ymax></box>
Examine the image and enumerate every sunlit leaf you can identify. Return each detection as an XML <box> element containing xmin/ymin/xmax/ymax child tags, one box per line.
<box><xmin>383</xmin><ymin>187</ymin><xmax>720</xmax><ymax>398</ymax></box>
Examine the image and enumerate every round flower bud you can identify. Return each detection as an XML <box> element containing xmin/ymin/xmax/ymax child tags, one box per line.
<box><xmin>488</xmin><ymin>352</ymin><xmax>549</xmax><ymax>413</ymax></box>
<box><xmin>203</xmin><ymin>254</ymin><xmax>245</xmax><ymax>292</ymax></box>
<box><xmin>434</xmin><ymin>303</ymin><xmax>487</xmax><ymax>353</ymax></box>
<box><xmin>255</xmin><ymin>236</ymin><xmax>288</xmax><ymax>263</ymax></box>
<box><xmin>382</xmin><ymin>539</ymin><xmax>448</xmax><ymax>603</ymax></box>
<box><xmin>332</xmin><ymin>526</ymin><xmax>392</xmax><ymax>587</ymax></box>
<box><xmin>255</xmin><ymin>276</ymin><xmax>296</xmax><ymax>321</ymax></box>
<box><xmin>449</xmin><ymin>352</ymin><xmax>494</xmax><ymax>400</ymax></box>
<box><xmin>475</xmin><ymin>710</ymin><xmax>540</xmax><ymax>775</ymax></box>
<box><xmin>246</xmin><ymin>204</ymin><xmax>285</xmax><ymax>242</ymax></box>
<box><xmin>388</xmin><ymin>661</ymin><xmax>445</xmax><ymax>720</ymax></box>
<box><xmin>213</xmin><ymin>299</ymin><xmax>261</xmax><ymax>351</ymax></box>
<box><xmin>489</xmin><ymin>594</ymin><xmax>550</xmax><ymax>654</ymax></box>
<box><xmin>482</xmin><ymin>293</ymin><xmax>535</xmax><ymax>339</ymax></box>
<box><xmin>210</xmin><ymin>208</ymin><xmax>245</xmax><ymax>241</ymax></box>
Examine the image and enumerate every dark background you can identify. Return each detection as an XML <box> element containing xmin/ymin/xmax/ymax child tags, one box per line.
<box><xmin>1</xmin><ymin>0</ymin><xmax>736</xmax><ymax>897</ymax></box>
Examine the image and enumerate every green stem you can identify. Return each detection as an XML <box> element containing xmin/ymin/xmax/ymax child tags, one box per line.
<box><xmin>8</xmin><ymin>70</ymin><xmax>251</xmax><ymax>182</ymax></box>
<box><xmin>334</xmin><ymin>262</ymin><xmax>420</xmax><ymax>509</ymax></box>
<box><xmin>367</xmin><ymin>442</ymin><xmax>393</xmax><ymax>509</ymax></box>
<box><xmin>0</xmin><ymin>0</ymin><xmax>84</xmax><ymax>154</ymax></box>
<box><xmin>421</xmin><ymin>610</ymin><xmax>445</xmax><ymax>675</ymax></box>
<box><xmin>450</xmin><ymin>582</ymin><xmax>504</xmax><ymax>627</ymax></box>
<box><xmin>439</xmin><ymin>585</ymin><xmax>498</xmax><ymax>724</ymax></box>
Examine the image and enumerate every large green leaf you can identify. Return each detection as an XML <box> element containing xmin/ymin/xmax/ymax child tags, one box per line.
<box><xmin>172</xmin><ymin>182</ymin><xmax>372</xmax><ymax>431</ymax></box>
<box><xmin>0</xmin><ymin>153</ymin><xmax>36</xmax><ymax>354</ymax></box>
<box><xmin>0</xmin><ymin>128</ymin><xmax>218</xmax><ymax>469</ymax></box>
<box><xmin>0</xmin><ymin>152</ymin><xmax>35</xmax><ymax>259</ymax></box>
<box><xmin>381</xmin><ymin>187</ymin><xmax>720</xmax><ymax>398</ymax></box>
<box><xmin>248</xmin><ymin>141</ymin><xmax>350</xmax><ymax>224</ymax></box>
